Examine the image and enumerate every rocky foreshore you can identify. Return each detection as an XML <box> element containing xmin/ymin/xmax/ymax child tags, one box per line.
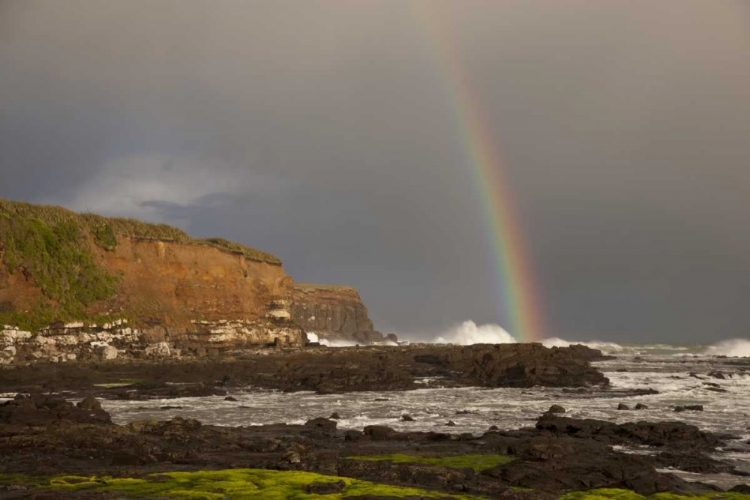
<box><xmin>0</xmin><ymin>343</ymin><xmax>610</xmax><ymax>396</ymax></box>
<box><xmin>1</xmin><ymin>393</ymin><xmax>748</xmax><ymax>499</ymax></box>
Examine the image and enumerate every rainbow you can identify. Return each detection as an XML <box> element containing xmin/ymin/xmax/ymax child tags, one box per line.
<box><xmin>410</xmin><ymin>2</ymin><xmax>545</xmax><ymax>341</ymax></box>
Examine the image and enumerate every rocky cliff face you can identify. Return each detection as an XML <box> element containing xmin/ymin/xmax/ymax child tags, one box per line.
<box><xmin>291</xmin><ymin>284</ymin><xmax>394</xmax><ymax>344</ymax></box>
<box><xmin>0</xmin><ymin>199</ymin><xmax>306</xmax><ymax>364</ymax></box>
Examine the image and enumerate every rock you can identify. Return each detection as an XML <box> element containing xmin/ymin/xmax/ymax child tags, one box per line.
<box><xmin>329</xmin><ymin>412</ymin><xmax>341</xmax><ymax>420</ymax></box>
<box><xmin>283</xmin><ymin>451</ymin><xmax>301</xmax><ymax>464</ymax></box>
<box><xmin>304</xmin><ymin>418</ymin><xmax>337</xmax><ymax>431</ymax></box>
<box><xmin>401</xmin><ymin>414</ymin><xmax>415</xmax><ymax>422</ymax></box>
<box><xmin>548</xmin><ymin>405</ymin><xmax>566</xmax><ymax>414</ymax></box>
<box><xmin>0</xmin><ymin>395</ymin><xmax>111</xmax><ymax>425</ymax></box>
<box><xmin>224</xmin><ymin>396</ymin><xmax>238</xmax><ymax>402</ymax></box>
<box><xmin>445</xmin><ymin>420</ymin><xmax>457</xmax><ymax>427</ymax></box>
<box><xmin>96</xmin><ymin>344</ymin><xmax>118</xmax><ymax>361</ymax></box>
<box><xmin>144</xmin><ymin>341</ymin><xmax>172</xmax><ymax>358</ymax></box>
<box><xmin>77</xmin><ymin>396</ymin><xmax>102</xmax><ymax>411</ymax></box>
<box><xmin>635</xmin><ymin>403</ymin><xmax>648</xmax><ymax>410</ymax></box>
<box><xmin>537</xmin><ymin>415</ymin><xmax>719</xmax><ymax>450</ymax></box>
<box><xmin>708</xmin><ymin>370</ymin><xmax>727</xmax><ymax>379</ymax></box>
<box><xmin>304</xmin><ymin>480</ymin><xmax>345</xmax><ymax>494</ymax></box>
<box><xmin>488</xmin><ymin>425</ymin><xmax>499</xmax><ymax>431</ymax></box>
<box><xmin>674</xmin><ymin>405</ymin><xmax>704</xmax><ymax>412</ymax></box>
<box><xmin>363</xmin><ymin>425</ymin><xmax>398</xmax><ymax>441</ymax></box>
<box><xmin>689</xmin><ymin>372</ymin><xmax>703</xmax><ymax>379</ymax></box>
<box><xmin>617</xmin><ymin>403</ymin><xmax>630</xmax><ymax>410</ymax></box>
<box><xmin>0</xmin><ymin>343</ymin><xmax>610</xmax><ymax>395</ymax></box>
<box><xmin>730</xmin><ymin>485</ymin><xmax>750</xmax><ymax>494</ymax></box>
<box><xmin>484</xmin><ymin>437</ymin><xmax>697</xmax><ymax>495</ymax></box>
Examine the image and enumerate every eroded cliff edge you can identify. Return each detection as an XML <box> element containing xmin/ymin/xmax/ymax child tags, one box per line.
<box><xmin>0</xmin><ymin>198</ymin><xmax>306</xmax><ymax>364</ymax></box>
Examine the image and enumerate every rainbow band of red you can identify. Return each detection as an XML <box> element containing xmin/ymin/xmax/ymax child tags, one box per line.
<box><xmin>411</xmin><ymin>2</ymin><xmax>545</xmax><ymax>341</ymax></box>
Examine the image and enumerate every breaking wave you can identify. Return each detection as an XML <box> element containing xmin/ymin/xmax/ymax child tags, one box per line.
<box><xmin>704</xmin><ymin>339</ymin><xmax>750</xmax><ymax>357</ymax></box>
<box><xmin>433</xmin><ymin>320</ymin><xmax>517</xmax><ymax>345</ymax></box>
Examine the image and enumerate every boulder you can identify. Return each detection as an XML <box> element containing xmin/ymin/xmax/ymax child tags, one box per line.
<box><xmin>77</xmin><ymin>396</ymin><xmax>103</xmax><ymax>411</ymax></box>
<box><xmin>674</xmin><ymin>405</ymin><xmax>703</xmax><ymax>412</ymax></box>
<box><xmin>304</xmin><ymin>418</ymin><xmax>337</xmax><ymax>431</ymax></box>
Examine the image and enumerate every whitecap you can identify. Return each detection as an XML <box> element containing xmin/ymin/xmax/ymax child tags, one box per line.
<box><xmin>704</xmin><ymin>339</ymin><xmax>750</xmax><ymax>357</ymax></box>
<box><xmin>433</xmin><ymin>320</ymin><xmax>517</xmax><ymax>345</ymax></box>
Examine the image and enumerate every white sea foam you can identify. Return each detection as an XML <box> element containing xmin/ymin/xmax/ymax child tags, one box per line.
<box><xmin>433</xmin><ymin>320</ymin><xmax>517</xmax><ymax>345</ymax></box>
<box><xmin>305</xmin><ymin>331</ymin><xmax>396</xmax><ymax>347</ymax></box>
<box><xmin>541</xmin><ymin>337</ymin><xmax>623</xmax><ymax>353</ymax></box>
<box><xmin>704</xmin><ymin>339</ymin><xmax>750</xmax><ymax>357</ymax></box>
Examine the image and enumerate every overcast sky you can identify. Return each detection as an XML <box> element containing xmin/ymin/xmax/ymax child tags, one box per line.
<box><xmin>1</xmin><ymin>1</ymin><xmax>749</xmax><ymax>343</ymax></box>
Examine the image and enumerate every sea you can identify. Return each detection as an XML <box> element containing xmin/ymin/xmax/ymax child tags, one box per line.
<box><xmin>95</xmin><ymin>337</ymin><xmax>750</xmax><ymax>489</ymax></box>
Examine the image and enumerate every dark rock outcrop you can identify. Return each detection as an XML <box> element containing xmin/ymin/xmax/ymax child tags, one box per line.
<box><xmin>536</xmin><ymin>415</ymin><xmax>719</xmax><ymax>450</ymax></box>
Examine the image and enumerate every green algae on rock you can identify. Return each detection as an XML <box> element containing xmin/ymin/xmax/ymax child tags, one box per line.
<box><xmin>3</xmin><ymin>469</ymin><xmax>483</xmax><ymax>500</ymax></box>
<box><xmin>346</xmin><ymin>453</ymin><xmax>515</xmax><ymax>472</ymax></box>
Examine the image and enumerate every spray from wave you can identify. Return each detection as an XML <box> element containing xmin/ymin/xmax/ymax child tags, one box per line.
<box><xmin>704</xmin><ymin>339</ymin><xmax>750</xmax><ymax>357</ymax></box>
<box><xmin>433</xmin><ymin>320</ymin><xmax>517</xmax><ymax>345</ymax></box>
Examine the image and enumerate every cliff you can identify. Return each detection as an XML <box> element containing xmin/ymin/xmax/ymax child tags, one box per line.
<box><xmin>291</xmin><ymin>284</ymin><xmax>395</xmax><ymax>344</ymax></box>
<box><xmin>0</xmin><ymin>198</ymin><xmax>305</xmax><ymax>364</ymax></box>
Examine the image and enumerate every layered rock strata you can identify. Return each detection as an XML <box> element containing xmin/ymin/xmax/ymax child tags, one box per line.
<box><xmin>291</xmin><ymin>284</ymin><xmax>395</xmax><ymax>344</ymax></box>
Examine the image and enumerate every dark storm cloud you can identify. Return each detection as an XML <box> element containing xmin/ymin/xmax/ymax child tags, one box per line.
<box><xmin>1</xmin><ymin>0</ymin><xmax>749</xmax><ymax>342</ymax></box>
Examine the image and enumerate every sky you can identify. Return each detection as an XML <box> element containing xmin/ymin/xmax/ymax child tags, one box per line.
<box><xmin>1</xmin><ymin>0</ymin><xmax>749</xmax><ymax>343</ymax></box>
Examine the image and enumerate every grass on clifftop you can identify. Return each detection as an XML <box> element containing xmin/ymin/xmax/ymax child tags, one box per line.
<box><xmin>0</xmin><ymin>469</ymin><xmax>482</xmax><ymax>500</ymax></box>
<box><xmin>346</xmin><ymin>453</ymin><xmax>515</xmax><ymax>472</ymax></box>
<box><xmin>0</xmin><ymin>198</ymin><xmax>281</xmax><ymax>330</ymax></box>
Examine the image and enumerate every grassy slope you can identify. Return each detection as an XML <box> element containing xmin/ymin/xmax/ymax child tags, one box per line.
<box><xmin>0</xmin><ymin>198</ymin><xmax>281</xmax><ymax>330</ymax></box>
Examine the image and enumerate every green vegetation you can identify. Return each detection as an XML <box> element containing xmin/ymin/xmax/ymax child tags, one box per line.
<box><xmin>560</xmin><ymin>489</ymin><xmax>750</xmax><ymax>500</ymax></box>
<box><xmin>3</xmin><ymin>471</ymin><xmax>749</xmax><ymax>500</ymax></box>
<box><xmin>92</xmin><ymin>378</ymin><xmax>144</xmax><ymax>389</ymax></box>
<box><xmin>0</xmin><ymin>198</ymin><xmax>281</xmax><ymax>330</ymax></box>
<box><xmin>346</xmin><ymin>453</ymin><xmax>515</xmax><ymax>472</ymax></box>
<box><xmin>0</xmin><ymin>206</ymin><xmax>120</xmax><ymax>330</ymax></box>
<box><xmin>0</xmin><ymin>469</ymin><xmax>482</xmax><ymax>500</ymax></box>
<box><xmin>294</xmin><ymin>283</ymin><xmax>357</xmax><ymax>292</ymax></box>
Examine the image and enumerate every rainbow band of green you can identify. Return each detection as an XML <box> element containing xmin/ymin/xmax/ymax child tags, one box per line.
<box><xmin>411</xmin><ymin>2</ymin><xmax>545</xmax><ymax>341</ymax></box>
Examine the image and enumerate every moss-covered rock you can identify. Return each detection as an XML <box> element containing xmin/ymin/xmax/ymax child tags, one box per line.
<box><xmin>2</xmin><ymin>469</ymin><xmax>483</xmax><ymax>499</ymax></box>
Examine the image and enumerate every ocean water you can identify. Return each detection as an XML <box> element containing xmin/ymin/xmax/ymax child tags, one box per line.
<box><xmin>98</xmin><ymin>339</ymin><xmax>750</xmax><ymax>488</ymax></box>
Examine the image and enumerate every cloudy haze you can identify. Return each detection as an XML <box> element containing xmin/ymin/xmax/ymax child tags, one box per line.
<box><xmin>1</xmin><ymin>0</ymin><xmax>749</xmax><ymax>343</ymax></box>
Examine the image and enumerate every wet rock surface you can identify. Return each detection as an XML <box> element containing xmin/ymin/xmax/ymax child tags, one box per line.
<box><xmin>0</xmin><ymin>398</ymin><xmax>742</xmax><ymax>498</ymax></box>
